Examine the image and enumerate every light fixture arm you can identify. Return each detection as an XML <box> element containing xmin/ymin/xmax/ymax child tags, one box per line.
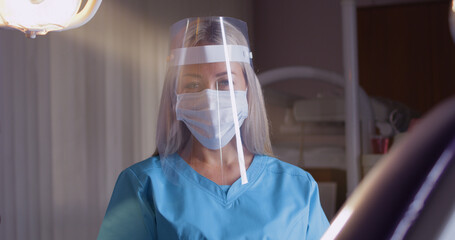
<box><xmin>64</xmin><ymin>0</ymin><xmax>103</xmax><ymax>31</ymax></box>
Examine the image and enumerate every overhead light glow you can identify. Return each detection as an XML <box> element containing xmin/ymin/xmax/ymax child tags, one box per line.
<box><xmin>0</xmin><ymin>0</ymin><xmax>102</xmax><ymax>38</ymax></box>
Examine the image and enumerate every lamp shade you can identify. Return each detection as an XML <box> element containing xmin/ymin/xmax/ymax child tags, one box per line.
<box><xmin>0</xmin><ymin>0</ymin><xmax>102</xmax><ymax>38</ymax></box>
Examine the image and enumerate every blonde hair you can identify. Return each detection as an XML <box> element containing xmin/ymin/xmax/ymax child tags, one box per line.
<box><xmin>156</xmin><ymin>17</ymin><xmax>273</xmax><ymax>157</ymax></box>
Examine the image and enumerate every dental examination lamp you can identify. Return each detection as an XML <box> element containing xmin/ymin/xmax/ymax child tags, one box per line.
<box><xmin>0</xmin><ymin>0</ymin><xmax>102</xmax><ymax>38</ymax></box>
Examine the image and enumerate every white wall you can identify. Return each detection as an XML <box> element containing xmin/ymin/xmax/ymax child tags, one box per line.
<box><xmin>0</xmin><ymin>1</ymin><xmax>252</xmax><ymax>239</ymax></box>
<box><xmin>253</xmin><ymin>0</ymin><xmax>344</xmax><ymax>75</ymax></box>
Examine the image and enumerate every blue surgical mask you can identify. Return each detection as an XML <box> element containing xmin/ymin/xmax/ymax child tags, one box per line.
<box><xmin>176</xmin><ymin>89</ymin><xmax>248</xmax><ymax>150</ymax></box>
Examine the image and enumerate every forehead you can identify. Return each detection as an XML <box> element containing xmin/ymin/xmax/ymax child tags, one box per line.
<box><xmin>179</xmin><ymin>62</ymin><xmax>243</xmax><ymax>76</ymax></box>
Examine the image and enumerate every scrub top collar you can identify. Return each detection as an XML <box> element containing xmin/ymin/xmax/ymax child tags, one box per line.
<box><xmin>162</xmin><ymin>153</ymin><xmax>268</xmax><ymax>205</ymax></box>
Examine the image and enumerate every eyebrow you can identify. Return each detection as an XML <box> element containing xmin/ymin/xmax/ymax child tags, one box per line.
<box><xmin>215</xmin><ymin>71</ymin><xmax>237</xmax><ymax>77</ymax></box>
<box><xmin>182</xmin><ymin>73</ymin><xmax>202</xmax><ymax>79</ymax></box>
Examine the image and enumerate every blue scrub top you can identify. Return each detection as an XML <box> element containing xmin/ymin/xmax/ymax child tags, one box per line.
<box><xmin>98</xmin><ymin>154</ymin><xmax>329</xmax><ymax>239</ymax></box>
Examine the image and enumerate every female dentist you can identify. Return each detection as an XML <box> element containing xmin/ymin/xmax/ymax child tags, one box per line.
<box><xmin>98</xmin><ymin>16</ymin><xmax>329</xmax><ymax>239</ymax></box>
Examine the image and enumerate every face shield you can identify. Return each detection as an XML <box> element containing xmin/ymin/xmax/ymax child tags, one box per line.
<box><xmin>160</xmin><ymin>17</ymin><xmax>253</xmax><ymax>185</ymax></box>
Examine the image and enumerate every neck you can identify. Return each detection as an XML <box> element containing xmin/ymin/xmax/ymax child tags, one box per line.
<box><xmin>193</xmin><ymin>138</ymin><xmax>242</xmax><ymax>165</ymax></box>
<box><xmin>181</xmin><ymin>137</ymin><xmax>253</xmax><ymax>185</ymax></box>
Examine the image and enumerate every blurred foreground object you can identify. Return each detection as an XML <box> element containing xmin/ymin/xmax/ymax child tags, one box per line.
<box><xmin>322</xmin><ymin>96</ymin><xmax>455</xmax><ymax>240</ymax></box>
<box><xmin>0</xmin><ymin>0</ymin><xmax>102</xmax><ymax>38</ymax></box>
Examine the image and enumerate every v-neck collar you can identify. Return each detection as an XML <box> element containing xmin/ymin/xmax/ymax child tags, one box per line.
<box><xmin>162</xmin><ymin>153</ymin><xmax>268</xmax><ymax>205</ymax></box>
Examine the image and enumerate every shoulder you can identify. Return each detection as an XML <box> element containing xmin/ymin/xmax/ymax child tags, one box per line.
<box><xmin>257</xmin><ymin>155</ymin><xmax>317</xmax><ymax>185</ymax></box>
<box><xmin>120</xmin><ymin>155</ymin><xmax>163</xmax><ymax>184</ymax></box>
<box><xmin>128</xmin><ymin>155</ymin><xmax>162</xmax><ymax>173</ymax></box>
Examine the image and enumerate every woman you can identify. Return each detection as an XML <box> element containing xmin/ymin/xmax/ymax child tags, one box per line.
<box><xmin>98</xmin><ymin>16</ymin><xmax>329</xmax><ymax>240</ymax></box>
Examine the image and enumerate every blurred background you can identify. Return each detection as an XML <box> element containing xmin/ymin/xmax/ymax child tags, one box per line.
<box><xmin>0</xmin><ymin>0</ymin><xmax>454</xmax><ymax>239</ymax></box>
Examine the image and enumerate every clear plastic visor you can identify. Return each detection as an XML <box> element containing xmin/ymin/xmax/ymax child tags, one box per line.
<box><xmin>162</xmin><ymin>16</ymin><xmax>253</xmax><ymax>185</ymax></box>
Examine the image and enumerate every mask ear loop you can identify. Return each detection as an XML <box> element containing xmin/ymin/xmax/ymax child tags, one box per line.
<box><xmin>220</xmin><ymin>17</ymin><xmax>248</xmax><ymax>185</ymax></box>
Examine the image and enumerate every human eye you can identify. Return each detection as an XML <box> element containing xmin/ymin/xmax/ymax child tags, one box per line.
<box><xmin>216</xmin><ymin>79</ymin><xmax>232</xmax><ymax>91</ymax></box>
<box><xmin>185</xmin><ymin>81</ymin><xmax>199</xmax><ymax>89</ymax></box>
<box><xmin>183</xmin><ymin>81</ymin><xmax>202</xmax><ymax>92</ymax></box>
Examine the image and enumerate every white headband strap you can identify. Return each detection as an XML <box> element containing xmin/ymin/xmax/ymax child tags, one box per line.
<box><xmin>169</xmin><ymin>45</ymin><xmax>252</xmax><ymax>66</ymax></box>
